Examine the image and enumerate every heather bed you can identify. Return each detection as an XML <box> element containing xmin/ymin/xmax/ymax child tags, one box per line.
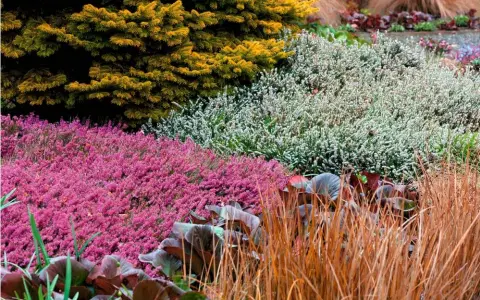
<box><xmin>145</xmin><ymin>33</ymin><xmax>480</xmax><ymax>179</ymax></box>
<box><xmin>0</xmin><ymin>115</ymin><xmax>287</xmax><ymax>267</ymax></box>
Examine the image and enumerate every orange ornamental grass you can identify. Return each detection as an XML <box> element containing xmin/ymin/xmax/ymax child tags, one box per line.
<box><xmin>199</xmin><ymin>164</ymin><xmax>480</xmax><ymax>299</ymax></box>
<box><xmin>367</xmin><ymin>0</ymin><xmax>480</xmax><ymax>17</ymax></box>
<box><xmin>309</xmin><ymin>0</ymin><xmax>347</xmax><ymax>25</ymax></box>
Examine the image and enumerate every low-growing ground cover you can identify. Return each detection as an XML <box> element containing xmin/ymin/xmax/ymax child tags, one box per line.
<box><xmin>0</xmin><ymin>115</ymin><xmax>287</xmax><ymax>267</ymax></box>
<box><xmin>145</xmin><ymin>33</ymin><xmax>480</xmax><ymax>179</ymax></box>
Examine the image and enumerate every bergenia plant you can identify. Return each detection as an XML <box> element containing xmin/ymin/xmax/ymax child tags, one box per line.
<box><xmin>1</xmin><ymin>213</ymin><xmax>206</xmax><ymax>300</ymax></box>
<box><xmin>141</xmin><ymin>171</ymin><xmax>420</xmax><ymax>287</ymax></box>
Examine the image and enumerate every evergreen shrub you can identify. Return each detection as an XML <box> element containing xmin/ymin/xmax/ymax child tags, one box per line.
<box><xmin>1</xmin><ymin>0</ymin><xmax>313</xmax><ymax>124</ymax></box>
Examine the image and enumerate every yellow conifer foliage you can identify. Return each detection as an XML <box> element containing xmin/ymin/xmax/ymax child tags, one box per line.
<box><xmin>1</xmin><ymin>0</ymin><xmax>314</xmax><ymax>124</ymax></box>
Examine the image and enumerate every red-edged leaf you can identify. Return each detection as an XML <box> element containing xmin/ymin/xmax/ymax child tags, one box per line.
<box><xmin>69</xmin><ymin>286</ymin><xmax>93</xmax><ymax>300</ymax></box>
<box><xmin>91</xmin><ymin>255</ymin><xmax>149</xmax><ymax>294</ymax></box>
<box><xmin>93</xmin><ymin>275</ymin><xmax>121</xmax><ymax>295</ymax></box>
<box><xmin>306</xmin><ymin>173</ymin><xmax>341</xmax><ymax>201</ymax></box>
<box><xmin>287</xmin><ymin>175</ymin><xmax>309</xmax><ymax>191</ymax></box>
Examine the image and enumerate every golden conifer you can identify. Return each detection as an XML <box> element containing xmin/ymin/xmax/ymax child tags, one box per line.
<box><xmin>1</xmin><ymin>0</ymin><xmax>314</xmax><ymax>124</ymax></box>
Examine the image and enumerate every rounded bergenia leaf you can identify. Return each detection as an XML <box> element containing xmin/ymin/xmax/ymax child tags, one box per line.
<box><xmin>1</xmin><ymin>272</ymin><xmax>41</xmax><ymax>299</ymax></box>
<box><xmin>287</xmin><ymin>175</ymin><xmax>309</xmax><ymax>191</ymax></box>
<box><xmin>375</xmin><ymin>185</ymin><xmax>409</xmax><ymax>201</ymax></box>
<box><xmin>205</xmin><ymin>205</ymin><xmax>221</xmax><ymax>216</ymax></box>
<box><xmin>185</xmin><ymin>225</ymin><xmax>224</xmax><ymax>266</ymax></box>
<box><xmin>218</xmin><ymin>206</ymin><xmax>261</xmax><ymax>235</ymax></box>
<box><xmin>132</xmin><ymin>280</ymin><xmax>169</xmax><ymax>300</ymax></box>
<box><xmin>91</xmin><ymin>255</ymin><xmax>149</xmax><ymax>294</ymax></box>
<box><xmin>172</xmin><ymin>223</ymin><xmax>224</xmax><ymax>240</ymax></box>
<box><xmin>160</xmin><ymin>238</ymin><xmax>204</xmax><ymax>276</ymax></box>
<box><xmin>297</xmin><ymin>204</ymin><xmax>313</xmax><ymax>219</ymax></box>
<box><xmin>138</xmin><ymin>249</ymin><xmax>182</xmax><ymax>278</ymax></box>
<box><xmin>226</xmin><ymin>201</ymin><xmax>243</xmax><ymax>210</ymax></box>
<box><xmin>39</xmin><ymin>256</ymin><xmax>89</xmax><ymax>286</ymax></box>
<box><xmin>188</xmin><ymin>211</ymin><xmax>208</xmax><ymax>224</ymax></box>
<box><xmin>99</xmin><ymin>255</ymin><xmax>146</xmax><ymax>279</ymax></box>
<box><xmin>306</xmin><ymin>173</ymin><xmax>341</xmax><ymax>201</ymax></box>
<box><xmin>90</xmin><ymin>296</ymin><xmax>112</xmax><ymax>300</ymax></box>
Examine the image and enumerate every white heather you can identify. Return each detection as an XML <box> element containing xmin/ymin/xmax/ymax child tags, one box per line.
<box><xmin>144</xmin><ymin>33</ymin><xmax>480</xmax><ymax>179</ymax></box>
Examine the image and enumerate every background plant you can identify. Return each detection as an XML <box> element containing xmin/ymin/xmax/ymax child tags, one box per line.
<box><xmin>145</xmin><ymin>33</ymin><xmax>480</xmax><ymax>179</ymax></box>
<box><xmin>389</xmin><ymin>23</ymin><xmax>405</xmax><ymax>31</ymax></box>
<box><xmin>418</xmin><ymin>38</ymin><xmax>452</xmax><ymax>55</ymax></box>
<box><xmin>338</xmin><ymin>23</ymin><xmax>357</xmax><ymax>32</ymax></box>
<box><xmin>341</xmin><ymin>9</ymin><xmax>479</xmax><ymax>31</ymax></box>
<box><xmin>367</xmin><ymin>0</ymin><xmax>480</xmax><ymax>18</ymax></box>
<box><xmin>0</xmin><ymin>115</ymin><xmax>287</xmax><ymax>267</ymax></box>
<box><xmin>454</xmin><ymin>14</ymin><xmax>470</xmax><ymax>26</ymax></box>
<box><xmin>414</xmin><ymin>20</ymin><xmax>436</xmax><ymax>31</ymax></box>
<box><xmin>302</xmin><ymin>23</ymin><xmax>368</xmax><ymax>45</ymax></box>
<box><xmin>309</xmin><ymin>0</ymin><xmax>347</xmax><ymax>25</ymax></box>
<box><xmin>0</xmin><ymin>0</ymin><xmax>314</xmax><ymax>125</ymax></box>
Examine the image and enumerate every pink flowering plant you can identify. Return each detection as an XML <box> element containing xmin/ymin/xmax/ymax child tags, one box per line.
<box><xmin>1</xmin><ymin>115</ymin><xmax>287</xmax><ymax>268</ymax></box>
<box><xmin>418</xmin><ymin>38</ymin><xmax>453</xmax><ymax>55</ymax></box>
<box><xmin>452</xmin><ymin>44</ymin><xmax>480</xmax><ymax>69</ymax></box>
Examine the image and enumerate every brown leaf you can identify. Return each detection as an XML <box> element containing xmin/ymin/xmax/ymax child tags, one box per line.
<box><xmin>132</xmin><ymin>280</ymin><xmax>169</xmax><ymax>300</ymax></box>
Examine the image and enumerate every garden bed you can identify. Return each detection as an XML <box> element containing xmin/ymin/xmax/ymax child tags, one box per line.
<box><xmin>357</xmin><ymin>28</ymin><xmax>480</xmax><ymax>45</ymax></box>
<box><xmin>0</xmin><ymin>115</ymin><xmax>287</xmax><ymax>267</ymax></box>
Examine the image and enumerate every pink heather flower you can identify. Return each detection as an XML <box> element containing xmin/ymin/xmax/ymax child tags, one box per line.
<box><xmin>1</xmin><ymin>115</ymin><xmax>288</xmax><ymax>267</ymax></box>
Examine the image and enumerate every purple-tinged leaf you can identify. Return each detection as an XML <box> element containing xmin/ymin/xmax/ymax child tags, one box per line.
<box><xmin>138</xmin><ymin>249</ymin><xmax>182</xmax><ymax>278</ymax></box>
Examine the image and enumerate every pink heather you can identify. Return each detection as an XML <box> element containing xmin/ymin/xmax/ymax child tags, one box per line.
<box><xmin>1</xmin><ymin>115</ymin><xmax>287</xmax><ymax>267</ymax></box>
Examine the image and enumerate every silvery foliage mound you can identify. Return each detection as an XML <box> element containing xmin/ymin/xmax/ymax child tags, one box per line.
<box><xmin>144</xmin><ymin>33</ymin><xmax>480</xmax><ymax>179</ymax></box>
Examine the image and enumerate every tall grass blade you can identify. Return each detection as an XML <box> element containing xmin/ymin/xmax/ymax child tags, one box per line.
<box><xmin>22</xmin><ymin>277</ymin><xmax>32</xmax><ymax>300</ymax></box>
<box><xmin>5</xmin><ymin>261</ymin><xmax>33</xmax><ymax>280</ymax></box>
<box><xmin>64</xmin><ymin>252</ymin><xmax>72</xmax><ymax>300</ymax></box>
<box><xmin>78</xmin><ymin>232</ymin><xmax>101</xmax><ymax>259</ymax></box>
<box><xmin>63</xmin><ymin>252</ymin><xmax>79</xmax><ymax>300</ymax></box>
<box><xmin>1</xmin><ymin>188</ymin><xmax>19</xmax><ymax>211</ymax></box>
<box><xmin>26</xmin><ymin>252</ymin><xmax>36</xmax><ymax>271</ymax></box>
<box><xmin>70</xmin><ymin>216</ymin><xmax>100</xmax><ymax>261</ymax></box>
<box><xmin>3</xmin><ymin>251</ymin><xmax>7</xmax><ymax>269</ymax></box>
<box><xmin>28</xmin><ymin>207</ymin><xmax>50</xmax><ymax>267</ymax></box>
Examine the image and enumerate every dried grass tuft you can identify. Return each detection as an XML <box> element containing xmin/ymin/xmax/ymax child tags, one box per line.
<box><xmin>201</xmin><ymin>165</ymin><xmax>480</xmax><ymax>299</ymax></box>
<box><xmin>367</xmin><ymin>0</ymin><xmax>480</xmax><ymax>17</ymax></box>
<box><xmin>309</xmin><ymin>0</ymin><xmax>347</xmax><ymax>25</ymax></box>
